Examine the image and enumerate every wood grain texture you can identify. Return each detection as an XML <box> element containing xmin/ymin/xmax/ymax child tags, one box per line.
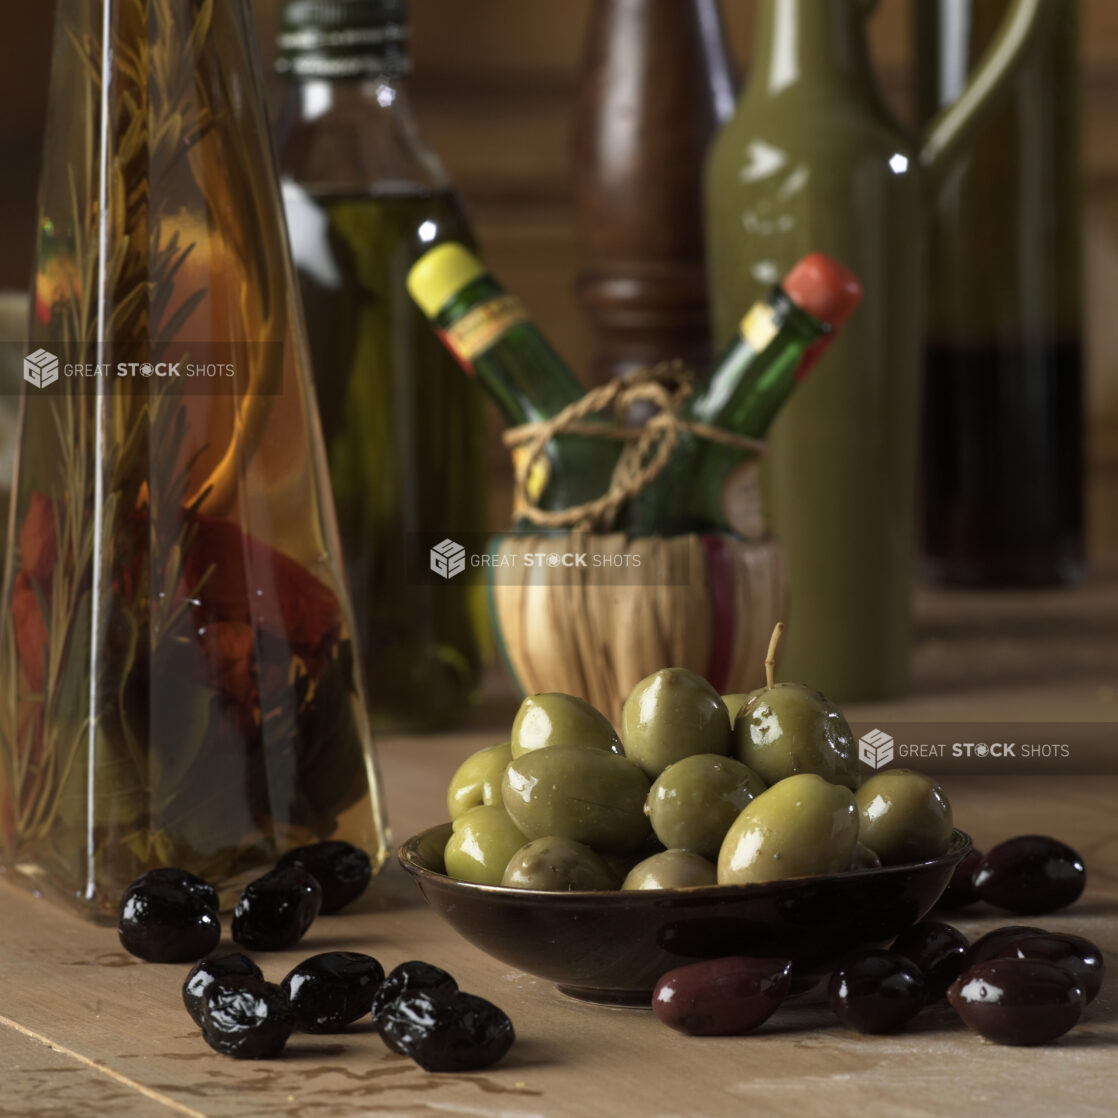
<box><xmin>0</xmin><ymin>574</ymin><xmax>1116</xmax><ymax>1116</ymax></box>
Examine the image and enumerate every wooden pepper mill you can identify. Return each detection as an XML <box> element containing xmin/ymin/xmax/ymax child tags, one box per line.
<box><xmin>573</xmin><ymin>0</ymin><xmax>737</xmax><ymax>384</ymax></box>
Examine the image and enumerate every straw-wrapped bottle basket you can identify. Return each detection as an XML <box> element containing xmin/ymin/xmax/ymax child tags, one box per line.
<box><xmin>486</xmin><ymin>532</ymin><xmax>786</xmax><ymax>721</ymax></box>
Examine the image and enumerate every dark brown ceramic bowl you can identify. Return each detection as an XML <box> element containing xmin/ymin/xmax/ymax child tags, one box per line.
<box><xmin>399</xmin><ymin>824</ymin><xmax>972</xmax><ymax>1005</ymax></box>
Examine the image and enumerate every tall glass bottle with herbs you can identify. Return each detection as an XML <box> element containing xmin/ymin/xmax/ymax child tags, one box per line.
<box><xmin>0</xmin><ymin>0</ymin><xmax>388</xmax><ymax>921</ymax></box>
<box><xmin>275</xmin><ymin>0</ymin><xmax>488</xmax><ymax>731</ymax></box>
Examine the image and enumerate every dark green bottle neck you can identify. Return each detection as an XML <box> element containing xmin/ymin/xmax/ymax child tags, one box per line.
<box><xmin>689</xmin><ymin>289</ymin><xmax>825</xmax><ymax>438</ymax></box>
<box><xmin>435</xmin><ymin>276</ymin><xmax>586</xmax><ymax>428</ymax></box>
<box><xmin>747</xmin><ymin>0</ymin><xmax>883</xmax><ymax>101</ymax></box>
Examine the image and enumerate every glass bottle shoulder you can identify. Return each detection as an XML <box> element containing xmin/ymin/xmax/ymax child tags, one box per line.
<box><xmin>277</xmin><ymin>77</ymin><xmax>451</xmax><ymax>197</ymax></box>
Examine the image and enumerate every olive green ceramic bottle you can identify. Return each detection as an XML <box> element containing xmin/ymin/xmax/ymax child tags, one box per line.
<box><xmin>705</xmin><ymin>0</ymin><xmax>1055</xmax><ymax>700</ymax></box>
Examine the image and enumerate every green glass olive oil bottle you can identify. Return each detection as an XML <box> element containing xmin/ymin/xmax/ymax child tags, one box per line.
<box><xmin>408</xmin><ymin>243</ymin><xmax>622</xmax><ymax>521</ymax></box>
<box><xmin>275</xmin><ymin>0</ymin><xmax>488</xmax><ymax>730</ymax></box>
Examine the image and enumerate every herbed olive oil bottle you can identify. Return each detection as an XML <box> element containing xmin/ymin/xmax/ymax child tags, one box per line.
<box><xmin>2</xmin><ymin>0</ymin><xmax>388</xmax><ymax>920</ymax></box>
<box><xmin>276</xmin><ymin>0</ymin><xmax>489</xmax><ymax>730</ymax></box>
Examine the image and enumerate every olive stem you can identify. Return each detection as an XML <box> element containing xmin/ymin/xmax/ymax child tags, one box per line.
<box><xmin>765</xmin><ymin>622</ymin><xmax>784</xmax><ymax>690</ymax></box>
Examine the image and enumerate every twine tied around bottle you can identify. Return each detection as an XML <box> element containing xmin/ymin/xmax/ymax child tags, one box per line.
<box><xmin>502</xmin><ymin>361</ymin><xmax>767</xmax><ymax>532</ymax></box>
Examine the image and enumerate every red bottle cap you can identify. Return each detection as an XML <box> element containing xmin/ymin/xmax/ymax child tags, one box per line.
<box><xmin>782</xmin><ymin>252</ymin><xmax>862</xmax><ymax>328</ymax></box>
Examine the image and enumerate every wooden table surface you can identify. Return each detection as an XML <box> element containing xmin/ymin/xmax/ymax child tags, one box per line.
<box><xmin>1</xmin><ymin>572</ymin><xmax>1117</xmax><ymax>1118</ymax></box>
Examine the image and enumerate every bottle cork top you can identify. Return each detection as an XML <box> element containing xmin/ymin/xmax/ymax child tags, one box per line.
<box><xmin>408</xmin><ymin>243</ymin><xmax>487</xmax><ymax>318</ymax></box>
<box><xmin>782</xmin><ymin>253</ymin><xmax>862</xmax><ymax>328</ymax></box>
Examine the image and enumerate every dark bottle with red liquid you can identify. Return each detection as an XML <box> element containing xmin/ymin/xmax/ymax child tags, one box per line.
<box><xmin>916</xmin><ymin>0</ymin><xmax>1083</xmax><ymax>586</ymax></box>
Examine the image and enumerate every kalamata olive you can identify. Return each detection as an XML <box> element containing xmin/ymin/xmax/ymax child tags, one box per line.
<box><xmin>891</xmin><ymin>921</ymin><xmax>969</xmax><ymax>1001</ymax></box>
<box><xmin>652</xmin><ymin>956</ymin><xmax>792</xmax><ymax>1036</ymax></box>
<box><xmin>828</xmin><ymin>950</ymin><xmax>927</xmax><ymax>1033</ymax></box>
<box><xmin>371</xmin><ymin>961</ymin><xmax>458</xmax><ymax>1036</ymax></box>
<box><xmin>282</xmin><ymin>952</ymin><xmax>385</xmax><ymax>1033</ymax></box>
<box><xmin>948</xmin><ymin>959</ymin><xmax>1085</xmax><ymax>1046</ymax></box>
<box><xmin>990</xmin><ymin>933</ymin><xmax>1106</xmax><ymax>1004</ymax></box>
<box><xmin>973</xmin><ymin>835</ymin><xmax>1086</xmax><ymax>914</ymax></box>
<box><xmin>936</xmin><ymin>847</ymin><xmax>984</xmax><ymax>909</ymax></box>
<box><xmin>183</xmin><ymin>954</ymin><xmax>264</xmax><ymax>1026</ymax></box>
<box><xmin>232</xmin><ymin>866</ymin><xmax>322</xmax><ymax>951</ymax></box>
<box><xmin>118</xmin><ymin>874</ymin><xmax>221</xmax><ymax>963</ymax></box>
<box><xmin>201</xmin><ymin>976</ymin><xmax>296</xmax><ymax>1059</ymax></box>
<box><xmin>376</xmin><ymin>988</ymin><xmax>515</xmax><ymax>1072</ymax></box>
<box><xmin>276</xmin><ymin>840</ymin><xmax>372</xmax><ymax>913</ymax></box>
<box><xmin>966</xmin><ymin>925</ymin><xmax>1049</xmax><ymax>967</ymax></box>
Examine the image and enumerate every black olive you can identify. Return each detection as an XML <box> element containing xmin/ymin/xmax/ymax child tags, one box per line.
<box><xmin>376</xmin><ymin>988</ymin><xmax>515</xmax><ymax>1072</ymax></box>
<box><xmin>371</xmin><ymin>960</ymin><xmax>458</xmax><ymax>1042</ymax></box>
<box><xmin>132</xmin><ymin>868</ymin><xmax>219</xmax><ymax>912</ymax></box>
<box><xmin>891</xmin><ymin>921</ymin><xmax>969</xmax><ymax>1001</ymax></box>
<box><xmin>989</xmin><ymin>932</ymin><xmax>1106</xmax><ymax>1004</ymax></box>
<box><xmin>973</xmin><ymin>835</ymin><xmax>1086</xmax><ymax>914</ymax></box>
<box><xmin>232</xmin><ymin>866</ymin><xmax>321</xmax><ymax>951</ymax></box>
<box><xmin>282</xmin><ymin>952</ymin><xmax>385</xmax><ymax>1033</ymax></box>
<box><xmin>948</xmin><ymin>959</ymin><xmax>1085</xmax><ymax>1046</ymax></box>
<box><xmin>828</xmin><ymin>950</ymin><xmax>927</xmax><ymax>1034</ymax></box>
<box><xmin>118</xmin><ymin>873</ymin><xmax>220</xmax><ymax>963</ymax></box>
<box><xmin>276</xmin><ymin>841</ymin><xmax>372</xmax><ymax>913</ymax></box>
<box><xmin>201</xmin><ymin>976</ymin><xmax>295</xmax><ymax>1059</ymax></box>
<box><xmin>966</xmin><ymin>925</ymin><xmax>1049</xmax><ymax>968</ymax></box>
<box><xmin>183</xmin><ymin>954</ymin><xmax>264</xmax><ymax>1026</ymax></box>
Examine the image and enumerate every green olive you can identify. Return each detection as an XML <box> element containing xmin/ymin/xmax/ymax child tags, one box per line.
<box><xmin>731</xmin><ymin>683</ymin><xmax>858</xmax><ymax>789</ymax></box>
<box><xmin>855</xmin><ymin>769</ymin><xmax>953</xmax><ymax>866</ymax></box>
<box><xmin>621</xmin><ymin>668</ymin><xmax>731</xmax><ymax>778</ymax></box>
<box><xmin>850</xmin><ymin>841</ymin><xmax>882</xmax><ymax>870</ymax></box>
<box><xmin>446</xmin><ymin>741</ymin><xmax>512</xmax><ymax>820</ymax></box>
<box><xmin>647</xmin><ymin>753</ymin><xmax>767</xmax><ymax>860</ymax></box>
<box><xmin>500</xmin><ymin>837</ymin><xmax>620</xmax><ymax>891</ymax></box>
<box><xmin>501</xmin><ymin>746</ymin><xmax>652</xmax><ymax>853</ymax></box>
<box><xmin>722</xmin><ymin>691</ymin><xmax>756</xmax><ymax>726</ymax></box>
<box><xmin>443</xmin><ymin>805</ymin><xmax>528</xmax><ymax>885</ymax></box>
<box><xmin>621</xmin><ymin>850</ymin><xmax>717</xmax><ymax>890</ymax></box>
<box><xmin>717</xmin><ymin>773</ymin><xmax>858</xmax><ymax>885</ymax></box>
<box><xmin>510</xmin><ymin>693</ymin><xmax>622</xmax><ymax>758</ymax></box>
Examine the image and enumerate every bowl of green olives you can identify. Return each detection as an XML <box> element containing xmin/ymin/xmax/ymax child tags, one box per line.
<box><xmin>399</xmin><ymin>660</ymin><xmax>972</xmax><ymax>1005</ymax></box>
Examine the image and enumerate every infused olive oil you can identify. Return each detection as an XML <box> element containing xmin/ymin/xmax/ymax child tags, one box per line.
<box><xmin>285</xmin><ymin>185</ymin><xmax>487</xmax><ymax>728</ymax></box>
<box><xmin>276</xmin><ymin>0</ymin><xmax>489</xmax><ymax>729</ymax></box>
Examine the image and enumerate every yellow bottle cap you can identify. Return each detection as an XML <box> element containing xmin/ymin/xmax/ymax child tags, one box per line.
<box><xmin>407</xmin><ymin>243</ymin><xmax>487</xmax><ymax>318</ymax></box>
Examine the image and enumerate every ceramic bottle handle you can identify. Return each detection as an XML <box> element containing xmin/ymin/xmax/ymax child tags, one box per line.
<box><xmin>916</xmin><ymin>0</ymin><xmax>1059</xmax><ymax>182</ymax></box>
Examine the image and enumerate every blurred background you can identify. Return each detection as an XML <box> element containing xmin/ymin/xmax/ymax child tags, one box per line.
<box><xmin>2</xmin><ymin>0</ymin><xmax>1114</xmax><ymax>554</ymax></box>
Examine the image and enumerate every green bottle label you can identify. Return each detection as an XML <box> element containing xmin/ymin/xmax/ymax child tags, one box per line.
<box><xmin>440</xmin><ymin>293</ymin><xmax>528</xmax><ymax>371</ymax></box>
